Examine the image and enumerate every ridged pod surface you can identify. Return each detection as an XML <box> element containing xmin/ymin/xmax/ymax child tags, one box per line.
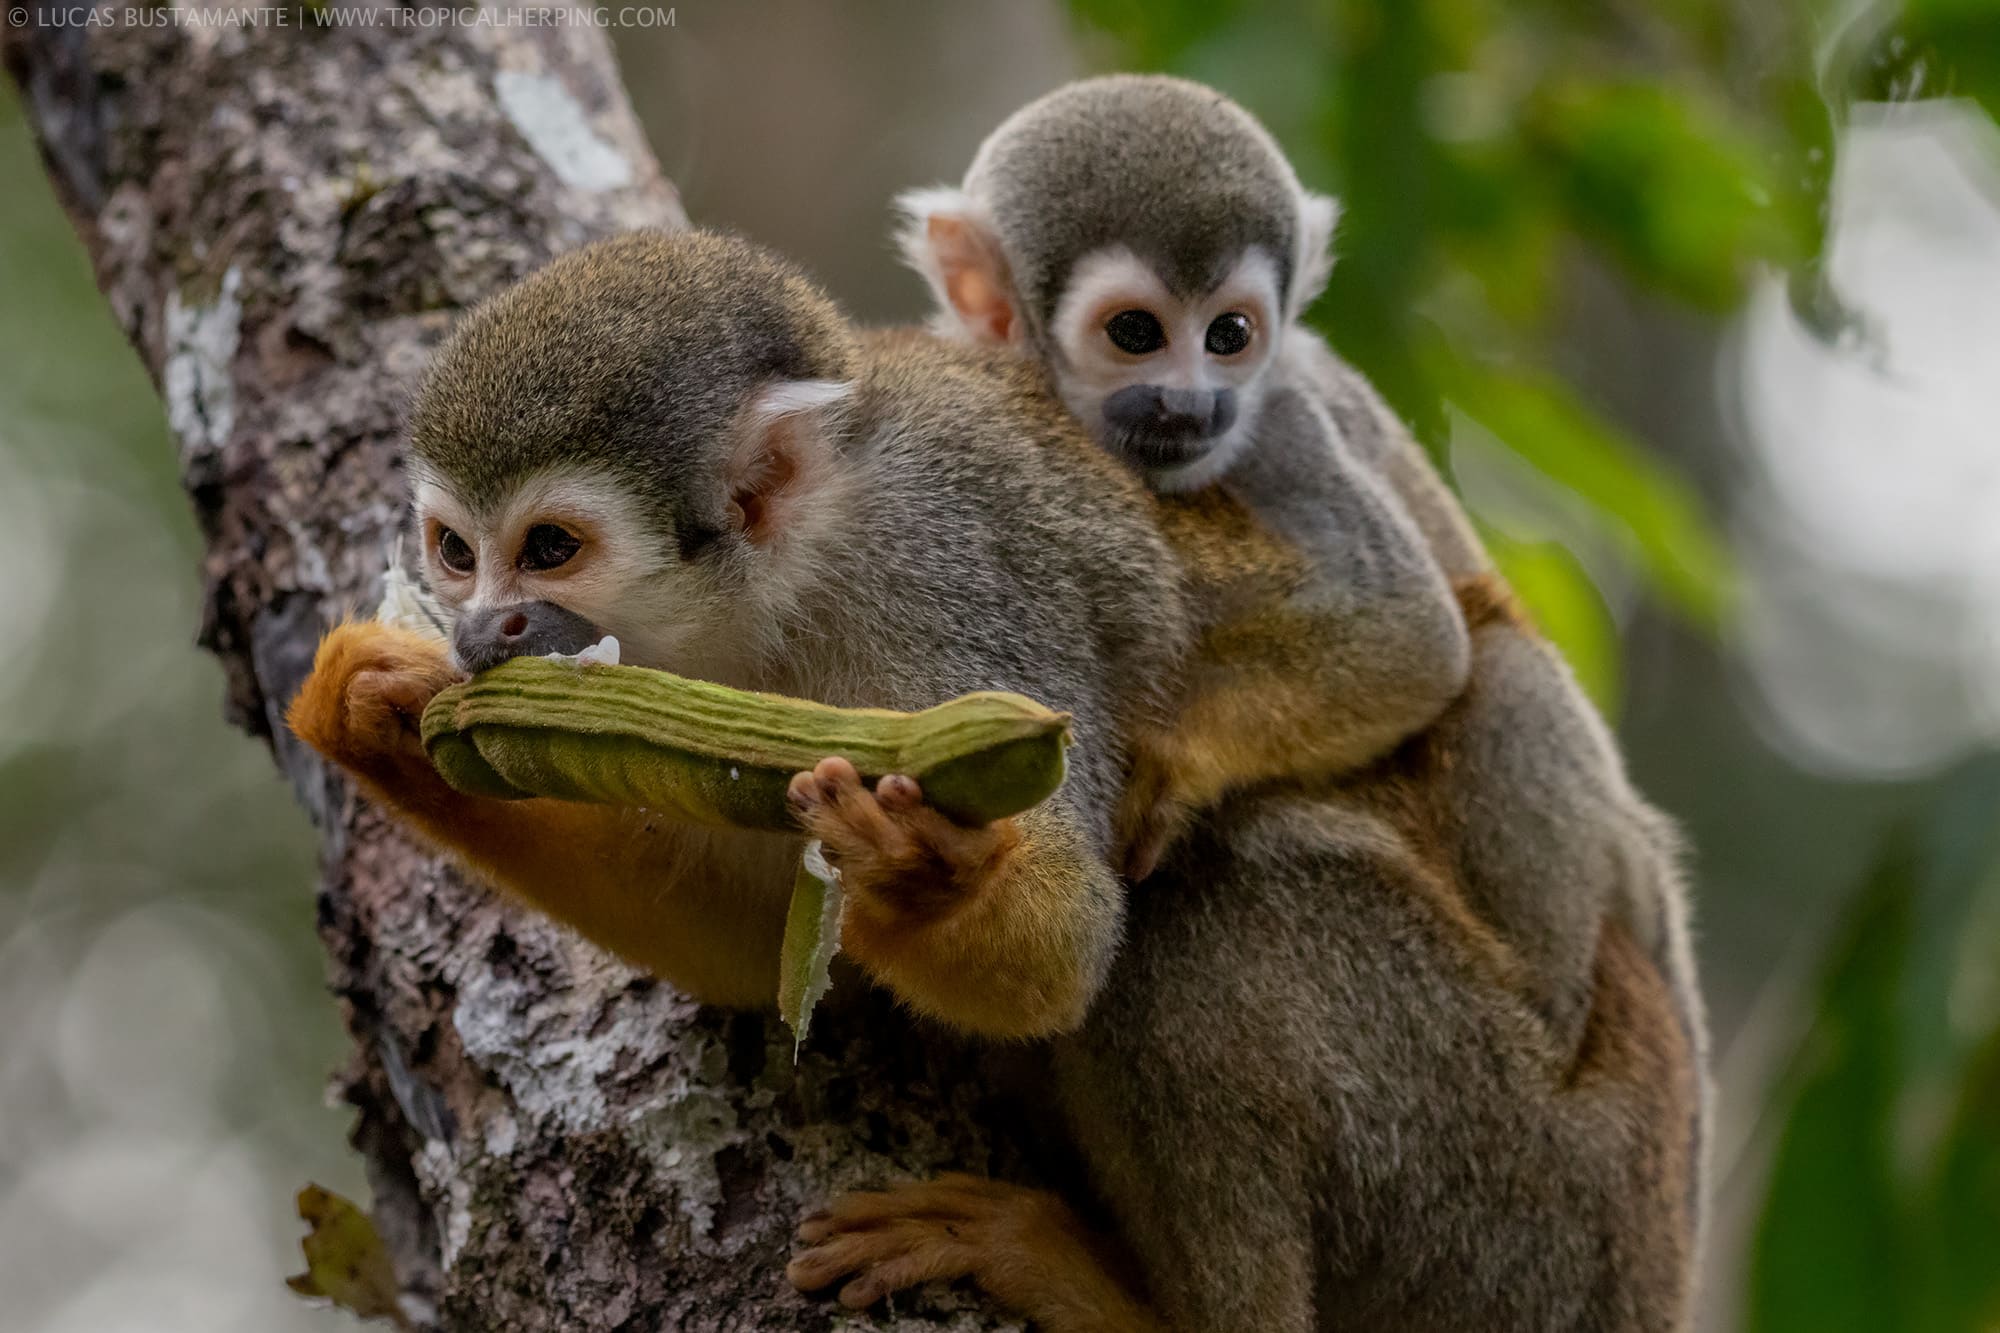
<box><xmin>421</xmin><ymin>657</ymin><xmax>1072</xmax><ymax>828</ymax></box>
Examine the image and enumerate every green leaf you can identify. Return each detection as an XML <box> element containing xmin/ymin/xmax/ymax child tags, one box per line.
<box><xmin>1314</xmin><ymin>0</ymin><xmax>1451</xmax><ymax>445</ymax></box>
<box><xmin>778</xmin><ymin>842</ymin><xmax>844</xmax><ymax>1059</ymax></box>
<box><xmin>1444</xmin><ymin>363</ymin><xmax>1733</xmax><ymax>630</ymax></box>
<box><xmin>1528</xmin><ymin>79</ymin><xmax>1808</xmax><ymax>308</ymax></box>
<box><xmin>1918</xmin><ymin>1028</ymin><xmax>2000</xmax><ymax>1332</ymax></box>
<box><xmin>286</xmin><ymin>1184</ymin><xmax>407</xmax><ymax>1329</ymax></box>
<box><xmin>1853</xmin><ymin>3</ymin><xmax>2000</xmax><ymax>122</ymax></box>
<box><xmin>1480</xmin><ymin>529</ymin><xmax>1622</xmax><ymax>715</ymax></box>
<box><xmin>1066</xmin><ymin>0</ymin><xmax>1246</xmax><ymax>68</ymax></box>
<box><xmin>1749</xmin><ymin>839</ymin><xmax>1917</xmax><ymax>1333</ymax></box>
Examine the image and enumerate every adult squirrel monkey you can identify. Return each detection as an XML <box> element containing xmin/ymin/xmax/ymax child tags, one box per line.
<box><xmin>291</xmin><ymin>230</ymin><xmax>1186</xmax><ymax>1036</ymax></box>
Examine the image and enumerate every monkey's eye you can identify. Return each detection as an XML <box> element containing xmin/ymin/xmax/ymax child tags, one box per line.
<box><xmin>437</xmin><ymin>526</ymin><xmax>475</xmax><ymax>575</ymax></box>
<box><xmin>1105</xmin><ymin>309</ymin><xmax>1166</xmax><ymax>355</ymax></box>
<box><xmin>519</xmin><ymin>523</ymin><xmax>582</xmax><ymax>571</ymax></box>
<box><xmin>1205</xmin><ymin>312</ymin><xmax>1252</xmax><ymax>357</ymax></box>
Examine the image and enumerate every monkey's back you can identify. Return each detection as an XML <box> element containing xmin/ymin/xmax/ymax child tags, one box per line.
<box><xmin>1053</xmin><ymin>782</ymin><xmax>1700</xmax><ymax>1332</ymax></box>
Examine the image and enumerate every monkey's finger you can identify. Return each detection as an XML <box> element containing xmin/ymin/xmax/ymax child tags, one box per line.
<box><xmin>785</xmin><ymin>1244</ymin><xmax>849</xmax><ymax>1292</ymax></box>
<box><xmin>837</xmin><ymin>1242</ymin><xmax>975</xmax><ymax>1310</ymax></box>
<box><xmin>875</xmin><ymin>773</ymin><xmax>923</xmax><ymax>812</ymax></box>
<box><xmin>797</xmin><ymin>1202</ymin><xmax>895</xmax><ymax>1244</ymax></box>
<box><xmin>796</xmin><ymin>1215</ymin><xmax>840</xmax><ymax>1245</ymax></box>
<box><xmin>895</xmin><ymin>804</ymin><xmax>1013</xmax><ymax>873</ymax></box>
<box><xmin>810</xmin><ymin>755</ymin><xmax>864</xmax><ymax>803</ymax></box>
<box><xmin>347</xmin><ymin>669</ymin><xmax>443</xmax><ymax>751</ymax></box>
<box><xmin>808</xmin><ymin>767</ymin><xmax>917</xmax><ymax>860</ymax></box>
<box><xmin>366</xmin><ymin>670</ymin><xmax>445</xmax><ymax>731</ymax></box>
<box><xmin>787</xmin><ymin>1226</ymin><xmax>927</xmax><ymax>1291</ymax></box>
<box><xmin>799</xmin><ymin>1184</ymin><xmax>978</xmax><ymax>1238</ymax></box>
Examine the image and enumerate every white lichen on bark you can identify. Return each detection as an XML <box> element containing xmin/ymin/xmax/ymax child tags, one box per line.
<box><xmin>496</xmin><ymin>68</ymin><xmax>637</xmax><ymax>191</ymax></box>
<box><xmin>163</xmin><ymin>264</ymin><xmax>242</xmax><ymax>461</ymax></box>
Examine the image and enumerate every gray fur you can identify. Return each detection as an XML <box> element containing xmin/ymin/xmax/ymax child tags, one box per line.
<box><xmin>1285</xmin><ymin>327</ymin><xmax>1709</xmax><ymax>1072</ymax></box>
<box><xmin>1283</xmin><ymin>322</ymin><xmax>1713</xmax><ymax>1299</ymax></box>
<box><xmin>1199</xmin><ymin>379</ymin><xmax>1476</xmax><ymax>775</ymax></box>
<box><xmin>914</xmin><ymin>73</ymin><xmax>1473</xmax><ymax>799</ymax></box>
<box><xmin>1060</xmin><ymin>788</ymin><xmax>1699</xmax><ymax>1332</ymax></box>
<box><xmin>411</xmin><ymin>232</ymin><xmax>858</xmax><ymax>555</ymax></box>
<box><xmin>962</xmin><ymin>74</ymin><xmax>1306</xmax><ymax>347</ymax></box>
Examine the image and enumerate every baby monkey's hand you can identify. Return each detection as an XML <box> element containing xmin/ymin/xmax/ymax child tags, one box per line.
<box><xmin>787</xmin><ymin>756</ymin><xmax>1020</xmax><ymax>921</ymax></box>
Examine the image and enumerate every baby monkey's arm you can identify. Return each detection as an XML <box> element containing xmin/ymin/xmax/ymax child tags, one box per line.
<box><xmin>1123</xmin><ymin>403</ymin><xmax>1471</xmax><ymax>877</ymax></box>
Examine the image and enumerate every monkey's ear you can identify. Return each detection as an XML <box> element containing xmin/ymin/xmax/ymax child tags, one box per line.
<box><xmin>725</xmin><ymin>380</ymin><xmax>852</xmax><ymax>547</ymax></box>
<box><xmin>1290</xmin><ymin>190</ymin><xmax>1343</xmax><ymax>319</ymax></box>
<box><xmin>894</xmin><ymin>187</ymin><xmax>1021</xmax><ymax>346</ymax></box>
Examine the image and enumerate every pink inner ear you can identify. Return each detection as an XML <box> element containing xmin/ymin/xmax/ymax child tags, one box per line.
<box><xmin>928</xmin><ymin>215</ymin><xmax>1018</xmax><ymax>344</ymax></box>
<box><xmin>728</xmin><ymin>417</ymin><xmax>805</xmax><ymax>546</ymax></box>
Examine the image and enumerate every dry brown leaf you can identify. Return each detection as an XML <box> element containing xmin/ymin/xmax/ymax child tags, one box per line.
<box><xmin>285</xmin><ymin>1183</ymin><xmax>408</xmax><ymax>1328</ymax></box>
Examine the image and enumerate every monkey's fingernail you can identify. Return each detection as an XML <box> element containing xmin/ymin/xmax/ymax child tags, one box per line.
<box><xmin>787</xmin><ymin>772</ymin><xmax>818</xmax><ymax>806</ymax></box>
<box><xmin>815</xmin><ymin>755</ymin><xmax>860</xmax><ymax>787</ymax></box>
<box><xmin>877</xmin><ymin>774</ymin><xmax>921</xmax><ymax>810</ymax></box>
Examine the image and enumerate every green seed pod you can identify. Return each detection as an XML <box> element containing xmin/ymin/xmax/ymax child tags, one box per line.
<box><xmin>419</xmin><ymin>657</ymin><xmax>1072</xmax><ymax>829</ymax></box>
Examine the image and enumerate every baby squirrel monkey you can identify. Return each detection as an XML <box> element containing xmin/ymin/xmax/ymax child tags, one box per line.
<box><xmin>290</xmin><ymin>229</ymin><xmax>1700</xmax><ymax>1331</ymax></box>
<box><xmin>901</xmin><ymin>77</ymin><xmax>1471</xmax><ymax>877</ymax></box>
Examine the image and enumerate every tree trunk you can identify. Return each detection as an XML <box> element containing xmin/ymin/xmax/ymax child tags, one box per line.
<box><xmin>4</xmin><ymin>17</ymin><xmax>1019</xmax><ymax>1330</ymax></box>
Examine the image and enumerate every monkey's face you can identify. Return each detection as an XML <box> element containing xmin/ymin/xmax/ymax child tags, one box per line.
<box><xmin>412</xmin><ymin>466</ymin><xmax>732</xmax><ymax>678</ymax></box>
<box><xmin>1046</xmin><ymin>245</ymin><xmax>1283</xmax><ymax>493</ymax></box>
<box><xmin>402</xmin><ymin>231</ymin><xmax>864</xmax><ymax>685</ymax></box>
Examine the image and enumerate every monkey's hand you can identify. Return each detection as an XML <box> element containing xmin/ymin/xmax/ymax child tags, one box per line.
<box><xmin>287</xmin><ymin>621</ymin><xmax>464</xmax><ymax>789</ymax></box>
<box><xmin>787</xmin><ymin>756</ymin><xmax>1116</xmax><ymax>1037</ymax></box>
<box><xmin>787</xmin><ymin>756</ymin><xmax>1020</xmax><ymax>918</ymax></box>
<box><xmin>788</xmin><ymin>1174</ymin><xmax>1160</xmax><ymax>1333</ymax></box>
<box><xmin>291</xmin><ymin>622</ymin><xmax>796</xmax><ymax>1006</ymax></box>
<box><xmin>1116</xmin><ymin>732</ymin><xmax>1194</xmax><ymax>884</ymax></box>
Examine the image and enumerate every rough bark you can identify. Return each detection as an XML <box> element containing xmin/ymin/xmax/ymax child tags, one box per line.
<box><xmin>4</xmin><ymin>15</ymin><xmax>1021</xmax><ymax>1330</ymax></box>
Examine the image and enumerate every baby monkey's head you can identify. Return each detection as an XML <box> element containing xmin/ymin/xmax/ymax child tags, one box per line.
<box><xmin>406</xmin><ymin>230</ymin><xmax>859</xmax><ymax>679</ymax></box>
<box><xmin>900</xmin><ymin>74</ymin><xmax>1339</xmax><ymax>492</ymax></box>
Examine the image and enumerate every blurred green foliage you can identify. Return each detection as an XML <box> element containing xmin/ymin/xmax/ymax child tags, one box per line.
<box><xmin>1752</xmin><ymin>762</ymin><xmax>2000</xmax><ymax>1333</ymax></box>
<box><xmin>1070</xmin><ymin>2</ymin><xmax>2000</xmax><ymax>1328</ymax></box>
<box><xmin>1070</xmin><ymin>0</ymin><xmax>2000</xmax><ymax>686</ymax></box>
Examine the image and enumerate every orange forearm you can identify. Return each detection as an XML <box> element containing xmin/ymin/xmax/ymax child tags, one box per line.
<box><xmin>289</xmin><ymin>621</ymin><xmax>791</xmax><ymax>1006</ymax></box>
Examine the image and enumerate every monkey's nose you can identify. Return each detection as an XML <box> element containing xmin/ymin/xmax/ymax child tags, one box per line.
<box><xmin>1104</xmin><ymin>385</ymin><xmax>1235</xmax><ymax>440</ymax></box>
<box><xmin>453</xmin><ymin>600</ymin><xmax>604</xmax><ymax>675</ymax></box>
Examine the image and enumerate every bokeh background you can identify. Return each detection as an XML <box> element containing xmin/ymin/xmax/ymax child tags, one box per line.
<box><xmin>3</xmin><ymin>2</ymin><xmax>1997</xmax><ymax>1329</ymax></box>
